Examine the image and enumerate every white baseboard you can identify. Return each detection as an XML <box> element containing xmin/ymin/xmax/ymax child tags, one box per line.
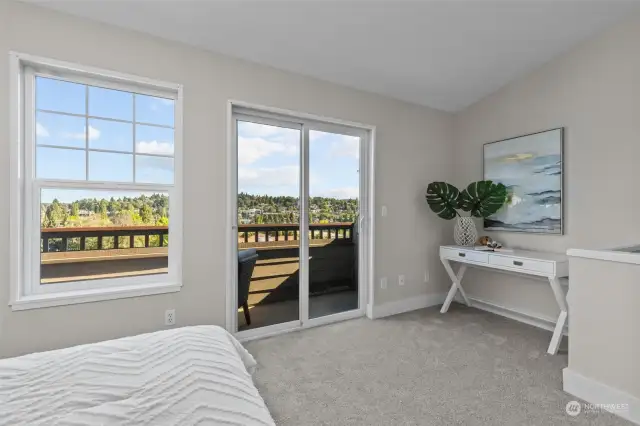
<box><xmin>563</xmin><ymin>368</ymin><xmax>640</xmax><ymax>425</ymax></box>
<box><xmin>466</xmin><ymin>296</ymin><xmax>568</xmax><ymax>336</ymax></box>
<box><xmin>368</xmin><ymin>292</ymin><xmax>446</xmax><ymax>319</ymax></box>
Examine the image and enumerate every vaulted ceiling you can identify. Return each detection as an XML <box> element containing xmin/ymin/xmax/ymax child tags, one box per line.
<box><xmin>24</xmin><ymin>0</ymin><xmax>640</xmax><ymax>111</ymax></box>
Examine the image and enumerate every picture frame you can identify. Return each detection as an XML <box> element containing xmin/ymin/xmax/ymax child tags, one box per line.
<box><xmin>482</xmin><ymin>128</ymin><xmax>564</xmax><ymax>235</ymax></box>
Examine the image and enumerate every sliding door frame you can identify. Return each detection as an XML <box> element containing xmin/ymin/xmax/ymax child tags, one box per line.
<box><xmin>226</xmin><ymin>100</ymin><xmax>376</xmax><ymax>340</ymax></box>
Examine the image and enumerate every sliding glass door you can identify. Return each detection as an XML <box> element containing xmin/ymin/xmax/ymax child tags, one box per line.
<box><xmin>231</xmin><ymin>109</ymin><xmax>369</xmax><ymax>336</ymax></box>
<box><xmin>235</xmin><ymin>118</ymin><xmax>302</xmax><ymax>332</ymax></box>
<box><xmin>307</xmin><ymin>129</ymin><xmax>361</xmax><ymax>320</ymax></box>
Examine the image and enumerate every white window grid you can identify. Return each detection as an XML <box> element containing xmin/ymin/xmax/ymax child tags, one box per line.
<box><xmin>33</xmin><ymin>73</ymin><xmax>175</xmax><ymax>184</ymax></box>
<box><xmin>20</xmin><ymin>62</ymin><xmax>182</xmax><ymax>298</ymax></box>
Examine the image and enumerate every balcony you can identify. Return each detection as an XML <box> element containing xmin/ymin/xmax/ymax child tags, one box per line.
<box><xmin>41</xmin><ymin>225</ymin><xmax>169</xmax><ymax>284</ymax></box>
<box><xmin>237</xmin><ymin>222</ymin><xmax>358</xmax><ymax>330</ymax></box>
<box><xmin>40</xmin><ymin>223</ymin><xmax>358</xmax><ymax>330</ymax></box>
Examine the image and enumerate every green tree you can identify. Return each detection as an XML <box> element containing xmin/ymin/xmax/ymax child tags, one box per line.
<box><xmin>140</xmin><ymin>204</ymin><xmax>154</xmax><ymax>224</ymax></box>
<box><xmin>71</xmin><ymin>202</ymin><xmax>80</xmax><ymax>217</ymax></box>
<box><xmin>99</xmin><ymin>199</ymin><xmax>108</xmax><ymax>221</ymax></box>
<box><xmin>43</xmin><ymin>199</ymin><xmax>68</xmax><ymax>228</ymax></box>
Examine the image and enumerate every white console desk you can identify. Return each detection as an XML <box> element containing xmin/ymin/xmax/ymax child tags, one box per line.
<box><xmin>439</xmin><ymin>245</ymin><xmax>569</xmax><ymax>355</ymax></box>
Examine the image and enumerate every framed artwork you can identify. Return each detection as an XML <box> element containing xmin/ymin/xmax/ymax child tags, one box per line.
<box><xmin>483</xmin><ymin>128</ymin><xmax>563</xmax><ymax>234</ymax></box>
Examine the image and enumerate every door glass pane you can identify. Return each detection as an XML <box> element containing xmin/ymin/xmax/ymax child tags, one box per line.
<box><xmin>236</xmin><ymin>120</ymin><xmax>300</xmax><ymax>331</ymax></box>
<box><xmin>308</xmin><ymin>130</ymin><xmax>360</xmax><ymax>319</ymax></box>
<box><xmin>40</xmin><ymin>188</ymin><xmax>169</xmax><ymax>285</ymax></box>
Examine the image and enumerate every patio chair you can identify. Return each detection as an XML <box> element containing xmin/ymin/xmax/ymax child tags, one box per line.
<box><xmin>238</xmin><ymin>248</ymin><xmax>258</xmax><ymax>326</ymax></box>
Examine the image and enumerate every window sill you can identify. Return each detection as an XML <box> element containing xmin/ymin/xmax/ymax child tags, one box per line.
<box><xmin>9</xmin><ymin>281</ymin><xmax>182</xmax><ymax>311</ymax></box>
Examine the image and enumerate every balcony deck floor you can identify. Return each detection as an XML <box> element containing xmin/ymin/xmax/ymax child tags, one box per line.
<box><xmin>238</xmin><ymin>289</ymin><xmax>359</xmax><ymax>332</ymax></box>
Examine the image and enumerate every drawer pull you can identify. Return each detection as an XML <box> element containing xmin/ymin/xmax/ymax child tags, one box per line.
<box><xmin>513</xmin><ymin>261</ymin><xmax>523</xmax><ymax>266</ymax></box>
<box><xmin>458</xmin><ymin>253</ymin><xmax>466</xmax><ymax>258</ymax></box>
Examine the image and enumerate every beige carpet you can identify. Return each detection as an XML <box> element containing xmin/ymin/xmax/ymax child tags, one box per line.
<box><xmin>245</xmin><ymin>305</ymin><xmax>631</xmax><ymax>426</ymax></box>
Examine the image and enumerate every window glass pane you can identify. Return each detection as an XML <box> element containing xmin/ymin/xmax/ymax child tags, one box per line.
<box><xmin>135</xmin><ymin>124</ymin><xmax>174</xmax><ymax>155</ymax></box>
<box><xmin>36</xmin><ymin>147</ymin><xmax>86</xmax><ymax>180</ymax></box>
<box><xmin>89</xmin><ymin>86</ymin><xmax>133</xmax><ymax>121</ymax></box>
<box><xmin>88</xmin><ymin>152</ymin><xmax>133</xmax><ymax>182</ymax></box>
<box><xmin>135</xmin><ymin>94</ymin><xmax>174</xmax><ymax>127</ymax></box>
<box><xmin>36</xmin><ymin>112</ymin><xmax>86</xmax><ymax>149</ymax></box>
<box><xmin>135</xmin><ymin>155</ymin><xmax>174</xmax><ymax>184</ymax></box>
<box><xmin>40</xmin><ymin>188</ymin><xmax>169</xmax><ymax>285</ymax></box>
<box><xmin>36</xmin><ymin>77</ymin><xmax>86</xmax><ymax>115</ymax></box>
<box><xmin>88</xmin><ymin>118</ymin><xmax>133</xmax><ymax>152</ymax></box>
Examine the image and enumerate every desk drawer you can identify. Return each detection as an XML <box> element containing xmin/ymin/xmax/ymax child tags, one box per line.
<box><xmin>441</xmin><ymin>248</ymin><xmax>488</xmax><ymax>263</ymax></box>
<box><xmin>488</xmin><ymin>254</ymin><xmax>554</xmax><ymax>275</ymax></box>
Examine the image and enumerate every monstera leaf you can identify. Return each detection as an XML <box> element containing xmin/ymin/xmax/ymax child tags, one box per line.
<box><xmin>458</xmin><ymin>180</ymin><xmax>508</xmax><ymax>218</ymax></box>
<box><xmin>426</xmin><ymin>182</ymin><xmax>461</xmax><ymax>220</ymax></box>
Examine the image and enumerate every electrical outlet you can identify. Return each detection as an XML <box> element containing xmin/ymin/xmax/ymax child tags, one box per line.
<box><xmin>398</xmin><ymin>275</ymin><xmax>405</xmax><ymax>286</ymax></box>
<box><xmin>165</xmin><ymin>309</ymin><xmax>176</xmax><ymax>326</ymax></box>
<box><xmin>424</xmin><ymin>270</ymin><xmax>430</xmax><ymax>283</ymax></box>
<box><xmin>380</xmin><ymin>277</ymin><xmax>388</xmax><ymax>289</ymax></box>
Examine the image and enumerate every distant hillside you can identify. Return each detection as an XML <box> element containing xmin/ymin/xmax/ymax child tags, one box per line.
<box><xmin>237</xmin><ymin>193</ymin><xmax>358</xmax><ymax>224</ymax></box>
<box><xmin>41</xmin><ymin>193</ymin><xmax>169</xmax><ymax>228</ymax></box>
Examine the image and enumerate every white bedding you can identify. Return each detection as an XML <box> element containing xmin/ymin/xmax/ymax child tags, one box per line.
<box><xmin>0</xmin><ymin>325</ymin><xmax>275</xmax><ymax>426</ymax></box>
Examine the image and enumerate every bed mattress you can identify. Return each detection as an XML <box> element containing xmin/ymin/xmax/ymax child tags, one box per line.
<box><xmin>0</xmin><ymin>325</ymin><xmax>275</xmax><ymax>425</ymax></box>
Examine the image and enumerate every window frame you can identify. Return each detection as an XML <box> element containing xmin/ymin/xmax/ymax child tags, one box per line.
<box><xmin>9</xmin><ymin>52</ymin><xmax>184</xmax><ymax>311</ymax></box>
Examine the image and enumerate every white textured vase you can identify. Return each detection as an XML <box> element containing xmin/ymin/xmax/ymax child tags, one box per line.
<box><xmin>454</xmin><ymin>217</ymin><xmax>478</xmax><ymax>246</ymax></box>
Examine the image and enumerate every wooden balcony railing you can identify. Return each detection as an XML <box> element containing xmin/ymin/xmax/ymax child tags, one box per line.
<box><xmin>40</xmin><ymin>222</ymin><xmax>353</xmax><ymax>254</ymax></box>
<box><xmin>41</xmin><ymin>225</ymin><xmax>169</xmax><ymax>253</ymax></box>
<box><xmin>238</xmin><ymin>222</ymin><xmax>354</xmax><ymax>244</ymax></box>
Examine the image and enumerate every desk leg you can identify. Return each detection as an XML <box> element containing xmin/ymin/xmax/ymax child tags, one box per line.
<box><xmin>440</xmin><ymin>259</ymin><xmax>469</xmax><ymax>313</ymax></box>
<box><xmin>547</xmin><ymin>277</ymin><xmax>568</xmax><ymax>355</ymax></box>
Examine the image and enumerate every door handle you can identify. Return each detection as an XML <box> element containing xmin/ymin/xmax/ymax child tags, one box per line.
<box><xmin>458</xmin><ymin>253</ymin><xmax>466</xmax><ymax>258</ymax></box>
<box><xmin>513</xmin><ymin>261</ymin><xmax>523</xmax><ymax>266</ymax></box>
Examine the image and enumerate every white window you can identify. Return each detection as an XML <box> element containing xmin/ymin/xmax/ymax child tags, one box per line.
<box><xmin>9</xmin><ymin>53</ymin><xmax>183</xmax><ymax>310</ymax></box>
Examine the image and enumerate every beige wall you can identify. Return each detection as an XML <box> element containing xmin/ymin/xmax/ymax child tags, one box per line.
<box><xmin>0</xmin><ymin>1</ymin><xmax>453</xmax><ymax>358</ymax></box>
<box><xmin>452</xmin><ymin>13</ymin><xmax>640</xmax><ymax>320</ymax></box>
<box><xmin>567</xmin><ymin>257</ymin><xmax>639</xmax><ymax>398</ymax></box>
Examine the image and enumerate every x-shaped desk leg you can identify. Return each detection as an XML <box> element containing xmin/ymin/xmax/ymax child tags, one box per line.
<box><xmin>440</xmin><ymin>257</ymin><xmax>470</xmax><ymax>313</ymax></box>
<box><xmin>547</xmin><ymin>276</ymin><xmax>568</xmax><ymax>355</ymax></box>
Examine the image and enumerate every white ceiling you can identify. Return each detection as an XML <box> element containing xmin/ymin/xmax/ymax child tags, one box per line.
<box><xmin>25</xmin><ymin>0</ymin><xmax>640</xmax><ymax>112</ymax></box>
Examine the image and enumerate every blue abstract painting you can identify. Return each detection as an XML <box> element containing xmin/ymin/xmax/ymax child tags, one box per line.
<box><xmin>483</xmin><ymin>128</ymin><xmax>563</xmax><ymax>234</ymax></box>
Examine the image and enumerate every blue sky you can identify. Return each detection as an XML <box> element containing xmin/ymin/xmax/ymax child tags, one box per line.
<box><xmin>237</xmin><ymin>121</ymin><xmax>360</xmax><ymax>199</ymax></box>
<box><xmin>36</xmin><ymin>76</ymin><xmax>175</xmax><ymax>203</ymax></box>
<box><xmin>36</xmin><ymin>77</ymin><xmax>358</xmax><ymax>204</ymax></box>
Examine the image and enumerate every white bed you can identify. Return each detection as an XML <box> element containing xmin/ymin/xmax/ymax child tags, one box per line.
<box><xmin>0</xmin><ymin>325</ymin><xmax>275</xmax><ymax>426</ymax></box>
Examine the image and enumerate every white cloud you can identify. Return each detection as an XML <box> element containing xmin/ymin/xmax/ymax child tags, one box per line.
<box><xmin>36</xmin><ymin>122</ymin><xmax>49</xmax><ymax>138</ymax></box>
<box><xmin>88</xmin><ymin>126</ymin><xmax>101</xmax><ymax>140</ymax></box>
<box><xmin>136</xmin><ymin>140</ymin><xmax>174</xmax><ymax>155</ymax></box>
<box><xmin>238</xmin><ymin>136</ymin><xmax>297</xmax><ymax>165</ymax></box>
<box><xmin>66</xmin><ymin>125</ymin><xmax>101</xmax><ymax>141</ymax></box>
<box><xmin>238</xmin><ymin>165</ymin><xmax>299</xmax><ymax>192</ymax></box>
<box><xmin>239</xmin><ymin>122</ymin><xmax>290</xmax><ymax>139</ymax></box>
<box><xmin>328</xmin><ymin>135</ymin><xmax>360</xmax><ymax>159</ymax></box>
<box><xmin>316</xmin><ymin>187</ymin><xmax>359</xmax><ymax>200</ymax></box>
